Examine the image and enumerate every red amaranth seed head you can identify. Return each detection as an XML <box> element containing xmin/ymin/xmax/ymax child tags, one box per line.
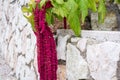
<box><xmin>33</xmin><ymin>1</ymin><xmax>58</xmax><ymax>80</ymax></box>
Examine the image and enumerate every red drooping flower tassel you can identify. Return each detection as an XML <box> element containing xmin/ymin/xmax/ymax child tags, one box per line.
<box><xmin>33</xmin><ymin>1</ymin><xmax>58</xmax><ymax>80</ymax></box>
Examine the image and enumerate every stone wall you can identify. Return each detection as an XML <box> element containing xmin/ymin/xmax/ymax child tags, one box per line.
<box><xmin>0</xmin><ymin>0</ymin><xmax>38</xmax><ymax>80</ymax></box>
<box><xmin>57</xmin><ymin>30</ymin><xmax>120</xmax><ymax>80</ymax></box>
<box><xmin>1</xmin><ymin>0</ymin><xmax>120</xmax><ymax>80</ymax></box>
<box><xmin>91</xmin><ymin>12</ymin><xmax>117</xmax><ymax>30</ymax></box>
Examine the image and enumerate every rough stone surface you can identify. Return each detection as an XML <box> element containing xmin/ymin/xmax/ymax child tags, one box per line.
<box><xmin>0</xmin><ymin>0</ymin><xmax>38</xmax><ymax>80</ymax></box>
<box><xmin>1</xmin><ymin>1</ymin><xmax>120</xmax><ymax>79</ymax></box>
<box><xmin>86</xmin><ymin>42</ymin><xmax>120</xmax><ymax>80</ymax></box>
<box><xmin>77</xmin><ymin>38</ymin><xmax>87</xmax><ymax>52</ymax></box>
<box><xmin>81</xmin><ymin>30</ymin><xmax>120</xmax><ymax>43</ymax></box>
<box><xmin>66</xmin><ymin>43</ymin><xmax>89</xmax><ymax>80</ymax></box>
<box><xmin>117</xmin><ymin>60</ymin><xmax>120</xmax><ymax>80</ymax></box>
<box><xmin>0</xmin><ymin>56</ymin><xmax>11</xmax><ymax>76</ymax></box>
<box><xmin>0</xmin><ymin>56</ymin><xmax>17</xmax><ymax>80</ymax></box>
<box><xmin>91</xmin><ymin>12</ymin><xmax>117</xmax><ymax>31</ymax></box>
<box><xmin>118</xmin><ymin>4</ymin><xmax>120</xmax><ymax>10</ymax></box>
<box><xmin>57</xmin><ymin>35</ymin><xmax>71</xmax><ymax>60</ymax></box>
<box><xmin>57</xmin><ymin>30</ymin><xmax>120</xmax><ymax>80</ymax></box>
<box><xmin>57</xmin><ymin>29</ymin><xmax>120</xmax><ymax>43</ymax></box>
<box><xmin>71</xmin><ymin>37</ymin><xmax>80</xmax><ymax>43</ymax></box>
<box><xmin>0</xmin><ymin>76</ymin><xmax>17</xmax><ymax>80</ymax></box>
<box><xmin>57</xmin><ymin>29</ymin><xmax>74</xmax><ymax>36</ymax></box>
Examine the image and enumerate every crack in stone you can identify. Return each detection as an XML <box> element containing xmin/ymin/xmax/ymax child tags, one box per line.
<box><xmin>18</xmin><ymin>23</ymin><xmax>28</xmax><ymax>32</ymax></box>
<box><xmin>15</xmin><ymin>44</ymin><xmax>18</xmax><ymax>47</ymax></box>
<box><xmin>2</xmin><ymin>0</ymin><xmax>4</xmax><ymax>2</ymax></box>
<box><xmin>0</xmin><ymin>43</ymin><xmax>2</xmax><ymax>54</ymax></box>
<box><xmin>25</xmin><ymin>59</ymin><xmax>34</xmax><ymax>68</ymax></box>
<box><xmin>117</xmin><ymin>54</ymin><xmax>120</xmax><ymax>79</ymax></box>
<box><xmin>27</xmin><ymin>34</ymin><xmax>31</xmax><ymax>39</ymax></box>
<box><xmin>5</xmin><ymin>14</ymin><xmax>9</xmax><ymax>24</ymax></box>
<box><xmin>17</xmin><ymin>51</ymin><xmax>25</xmax><ymax>58</ymax></box>
<box><xmin>58</xmin><ymin>59</ymin><xmax>66</xmax><ymax>65</ymax></box>
<box><xmin>18</xmin><ymin>77</ymin><xmax>20</xmax><ymax>80</ymax></box>
<box><xmin>10</xmin><ymin>0</ymin><xmax>17</xmax><ymax>4</ymax></box>
<box><xmin>17</xmin><ymin>52</ymin><xmax>22</xmax><ymax>58</ymax></box>
<box><xmin>7</xmin><ymin>30</ymin><xmax>15</xmax><ymax>51</ymax></box>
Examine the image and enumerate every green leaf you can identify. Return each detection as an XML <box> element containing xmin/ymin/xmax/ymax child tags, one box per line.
<box><xmin>51</xmin><ymin>0</ymin><xmax>69</xmax><ymax>17</ymax></box>
<box><xmin>95</xmin><ymin>0</ymin><xmax>99</xmax><ymax>3</ymax></box>
<box><xmin>78</xmin><ymin>0</ymin><xmax>88</xmax><ymax>23</ymax></box>
<box><xmin>53</xmin><ymin>14</ymin><xmax>63</xmax><ymax>20</ymax></box>
<box><xmin>46</xmin><ymin>10</ymin><xmax>54</xmax><ymax>25</ymax></box>
<box><xmin>98</xmin><ymin>0</ymin><xmax>106</xmax><ymax>23</ymax></box>
<box><xmin>21</xmin><ymin>0</ymin><xmax>36</xmax><ymax>31</ymax></box>
<box><xmin>88</xmin><ymin>0</ymin><xmax>97</xmax><ymax>12</ymax></box>
<box><xmin>65</xmin><ymin>0</ymin><xmax>78</xmax><ymax>11</ymax></box>
<box><xmin>24</xmin><ymin>14</ymin><xmax>36</xmax><ymax>31</ymax></box>
<box><xmin>115</xmin><ymin>0</ymin><xmax>120</xmax><ymax>3</ymax></box>
<box><xmin>52</xmin><ymin>5</ymin><xmax>68</xmax><ymax>17</ymax></box>
<box><xmin>29</xmin><ymin>0</ymin><xmax>36</xmax><ymax>9</ymax></box>
<box><xmin>67</xmin><ymin>10</ymin><xmax>81</xmax><ymax>36</ymax></box>
<box><xmin>22</xmin><ymin>6</ymin><xmax>31</xmax><ymax>13</ymax></box>
<box><xmin>28</xmin><ymin>4</ymin><xmax>34</xmax><ymax>12</ymax></box>
<box><xmin>39</xmin><ymin>0</ymin><xmax>46</xmax><ymax>8</ymax></box>
<box><xmin>56</xmin><ymin>0</ymin><xmax>64</xmax><ymax>4</ymax></box>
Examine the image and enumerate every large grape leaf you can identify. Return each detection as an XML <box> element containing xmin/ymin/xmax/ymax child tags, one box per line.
<box><xmin>78</xmin><ymin>0</ymin><xmax>88</xmax><ymax>23</ymax></box>
<box><xmin>65</xmin><ymin>0</ymin><xmax>78</xmax><ymax>11</ymax></box>
<box><xmin>52</xmin><ymin>5</ymin><xmax>68</xmax><ymax>17</ymax></box>
<box><xmin>98</xmin><ymin>0</ymin><xmax>106</xmax><ymax>23</ymax></box>
<box><xmin>67</xmin><ymin>10</ymin><xmax>81</xmax><ymax>36</ymax></box>
<box><xmin>46</xmin><ymin>10</ymin><xmax>54</xmax><ymax>25</ymax></box>
<box><xmin>88</xmin><ymin>0</ymin><xmax>97</xmax><ymax>12</ymax></box>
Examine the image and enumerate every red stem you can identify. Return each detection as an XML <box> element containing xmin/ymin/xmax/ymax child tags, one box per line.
<box><xmin>64</xmin><ymin>17</ymin><xmax>67</xmax><ymax>29</ymax></box>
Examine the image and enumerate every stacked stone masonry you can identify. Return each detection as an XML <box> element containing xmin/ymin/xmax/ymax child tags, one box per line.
<box><xmin>1</xmin><ymin>0</ymin><xmax>120</xmax><ymax>80</ymax></box>
<box><xmin>0</xmin><ymin>0</ymin><xmax>38</xmax><ymax>80</ymax></box>
<box><xmin>57</xmin><ymin>30</ymin><xmax>120</xmax><ymax>80</ymax></box>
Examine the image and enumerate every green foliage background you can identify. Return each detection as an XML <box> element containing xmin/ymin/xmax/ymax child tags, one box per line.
<box><xmin>22</xmin><ymin>0</ymin><xmax>120</xmax><ymax>36</ymax></box>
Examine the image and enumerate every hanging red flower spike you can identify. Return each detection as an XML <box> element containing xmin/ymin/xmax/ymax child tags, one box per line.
<box><xmin>33</xmin><ymin>1</ymin><xmax>58</xmax><ymax>80</ymax></box>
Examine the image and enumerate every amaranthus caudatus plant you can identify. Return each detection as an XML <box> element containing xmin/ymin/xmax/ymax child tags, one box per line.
<box><xmin>21</xmin><ymin>0</ymin><xmax>120</xmax><ymax>80</ymax></box>
<box><xmin>22</xmin><ymin>0</ymin><xmax>109</xmax><ymax>36</ymax></box>
<box><xmin>22</xmin><ymin>0</ymin><xmax>58</xmax><ymax>80</ymax></box>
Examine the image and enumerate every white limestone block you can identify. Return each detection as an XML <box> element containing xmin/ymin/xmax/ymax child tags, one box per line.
<box><xmin>91</xmin><ymin>12</ymin><xmax>117</xmax><ymax>31</ymax></box>
<box><xmin>0</xmin><ymin>57</ymin><xmax>11</xmax><ymax>76</ymax></box>
<box><xmin>0</xmin><ymin>0</ymin><xmax>37</xmax><ymax>80</ymax></box>
<box><xmin>86</xmin><ymin>41</ymin><xmax>120</xmax><ymax>80</ymax></box>
<box><xmin>57</xmin><ymin>35</ymin><xmax>71</xmax><ymax>60</ymax></box>
<box><xmin>71</xmin><ymin>37</ymin><xmax>80</xmax><ymax>43</ymax></box>
<box><xmin>66</xmin><ymin>43</ymin><xmax>89</xmax><ymax>80</ymax></box>
<box><xmin>0</xmin><ymin>56</ymin><xmax>17</xmax><ymax>80</ymax></box>
<box><xmin>77</xmin><ymin>38</ymin><xmax>87</xmax><ymax>52</ymax></box>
